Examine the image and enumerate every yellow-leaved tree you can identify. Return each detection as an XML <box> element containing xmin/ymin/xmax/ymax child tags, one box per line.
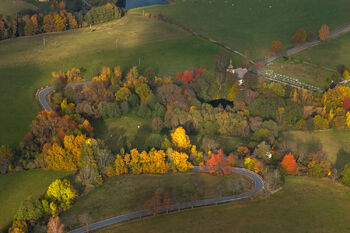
<box><xmin>169</xmin><ymin>151</ymin><xmax>193</xmax><ymax>173</ymax></box>
<box><xmin>171</xmin><ymin>127</ymin><xmax>191</xmax><ymax>151</ymax></box>
<box><xmin>46</xmin><ymin>179</ymin><xmax>77</xmax><ymax>215</ymax></box>
<box><xmin>115</xmin><ymin>154</ymin><xmax>127</xmax><ymax>175</ymax></box>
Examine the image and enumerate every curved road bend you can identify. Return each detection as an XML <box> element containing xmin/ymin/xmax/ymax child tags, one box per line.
<box><xmin>38</xmin><ymin>81</ymin><xmax>91</xmax><ymax>111</ymax></box>
<box><xmin>67</xmin><ymin>167</ymin><xmax>264</xmax><ymax>233</ymax></box>
<box><xmin>37</xmin><ymin>85</ymin><xmax>265</xmax><ymax>233</ymax></box>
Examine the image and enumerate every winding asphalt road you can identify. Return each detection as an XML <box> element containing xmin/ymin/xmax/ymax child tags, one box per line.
<box><xmin>67</xmin><ymin>167</ymin><xmax>264</xmax><ymax>233</ymax></box>
<box><xmin>37</xmin><ymin>86</ymin><xmax>265</xmax><ymax>233</ymax></box>
<box><xmin>37</xmin><ymin>81</ymin><xmax>91</xmax><ymax>111</ymax></box>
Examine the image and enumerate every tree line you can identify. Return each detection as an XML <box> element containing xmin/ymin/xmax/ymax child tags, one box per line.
<box><xmin>0</xmin><ymin>2</ymin><xmax>123</xmax><ymax>40</ymax></box>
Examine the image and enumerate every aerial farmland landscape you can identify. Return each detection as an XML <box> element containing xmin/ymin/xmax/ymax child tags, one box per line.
<box><xmin>1</xmin><ymin>0</ymin><xmax>350</xmax><ymax>232</ymax></box>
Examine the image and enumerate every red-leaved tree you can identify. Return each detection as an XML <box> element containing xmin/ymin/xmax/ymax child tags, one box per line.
<box><xmin>177</xmin><ymin>68</ymin><xmax>206</xmax><ymax>83</ymax></box>
<box><xmin>343</xmin><ymin>97</ymin><xmax>350</xmax><ymax>110</ymax></box>
<box><xmin>280</xmin><ymin>153</ymin><xmax>297</xmax><ymax>174</ymax></box>
<box><xmin>206</xmin><ymin>149</ymin><xmax>231</xmax><ymax>175</ymax></box>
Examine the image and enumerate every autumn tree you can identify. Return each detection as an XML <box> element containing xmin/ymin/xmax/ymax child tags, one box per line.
<box><xmin>115</xmin><ymin>154</ymin><xmax>127</xmax><ymax>175</ymax></box>
<box><xmin>8</xmin><ymin>220</ymin><xmax>28</xmax><ymax>233</ymax></box>
<box><xmin>176</xmin><ymin>68</ymin><xmax>206</xmax><ymax>84</ymax></box>
<box><xmin>291</xmin><ymin>28</ymin><xmax>307</xmax><ymax>45</ymax></box>
<box><xmin>313</xmin><ymin>115</ymin><xmax>329</xmax><ymax>130</ymax></box>
<box><xmin>169</xmin><ymin>151</ymin><xmax>193</xmax><ymax>173</ymax></box>
<box><xmin>319</xmin><ymin>24</ymin><xmax>330</xmax><ymax>41</ymax></box>
<box><xmin>206</xmin><ymin>149</ymin><xmax>231</xmax><ymax>175</ymax></box>
<box><xmin>270</xmin><ymin>40</ymin><xmax>282</xmax><ymax>53</ymax></box>
<box><xmin>46</xmin><ymin>179</ymin><xmax>77</xmax><ymax>214</ymax></box>
<box><xmin>115</xmin><ymin>87</ymin><xmax>131</xmax><ymax>101</ymax></box>
<box><xmin>171</xmin><ymin>127</ymin><xmax>191</xmax><ymax>151</ymax></box>
<box><xmin>47</xmin><ymin>216</ymin><xmax>66</xmax><ymax>233</ymax></box>
<box><xmin>280</xmin><ymin>153</ymin><xmax>297</xmax><ymax>174</ymax></box>
<box><xmin>237</xmin><ymin>146</ymin><xmax>249</xmax><ymax>158</ymax></box>
<box><xmin>15</xmin><ymin>197</ymin><xmax>44</xmax><ymax>221</ymax></box>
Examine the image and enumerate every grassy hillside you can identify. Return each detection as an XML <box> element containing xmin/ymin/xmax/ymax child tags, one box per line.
<box><xmin>0</xmin><ymin>15</ymin><xmax>243</xmax><ymax>146</ymax></box>
<box><xmin>0</xmin><ymin>0</ymin><xmax>28</xmax><ymax>15</ymax></box>
<box><xmin>97</xmin><ymin>176</ymin><xmax>350</xmax><ymax>233</ymax></box>
<box><xmin>131</xmin><ymin>0</ymin><xmax>350</xmax><ymax>60</ymax></box>
<box><xmin>0</xmin><ymin>169</ymin><xmax>71</xmax><ymax>231</ymax></box>
<box><xmin>287</xmin><ymin>130</ymin><xmax>350</xmax><ymax>167</ymax></box>
<box><xmin>62</xmin><ymin>173</ymin><xmax>250</xmax><ymax>230</ymax></box>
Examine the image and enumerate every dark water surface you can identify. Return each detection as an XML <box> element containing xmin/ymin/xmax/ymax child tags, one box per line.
<box><xmin>126</xmin><ymin>0</ymin><xmax>168</xmax><ymax>10</ymax></box>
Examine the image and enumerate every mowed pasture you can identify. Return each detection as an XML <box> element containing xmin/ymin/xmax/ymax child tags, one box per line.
<box><xmin>293</xmin><ymin>32</ymin><xmax>350</xmax><ymax>70</ymax></box>
<box><xmin>287</xmin><ymin>130</ymin><xmax>350</xmax><ymax>168</ymax></box>
<box><xmin>131</xmin><ymin>0</ymin><xmax>350</xmax><ymax>60</ymax></box>
<box><xmin>0</xmin><ymin>15</ymin><xmax>243</xmax><ymax>146</ymax></box>
<box><xmin>96</xmin><ymin>176</ymin><xmax>350</xmax><ymax>233</ymax></box>
<box><xmin>62</xmin><ymin>173</ymin><xmax>250</xmax><ymax>230</ymax></box>
<box><xmin>0</xmin><ymin>169</ymin><xmax>71</xmax><ymax>232</ymax></box>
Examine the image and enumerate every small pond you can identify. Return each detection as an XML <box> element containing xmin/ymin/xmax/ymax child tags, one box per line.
<box><xmin>125</xmin><ymin>0</ymin><xmax>169</xmax><ymax>10</ymax></box>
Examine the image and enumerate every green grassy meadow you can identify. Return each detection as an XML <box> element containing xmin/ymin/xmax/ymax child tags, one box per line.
<box><xmin>0</xmin><ymin>0</ymin><xmax>28</xmax><ymax>15</ymax></box>
<box><xmin>131</xmin><ymin>0</ymin><xmax>350</xmax><ymax>60</ymax></box>
<box><xmin>0</xmin><ymin>169</ymin><xmax>71</xmax><ymax>231</ymax></box>
<box><xmin>62</xmin><ymin>173</ymin><xmax>250</xmax><ymax>230</ymax></box>
<box><xmin>0</xmin><ymin>15</ymin><xmax>243</xmax><ymax>146</ymax></box>
<box><xmin>293</xmin><ymin>32</ymin><xmax>350</xmax><ymax>70</ymax></box>
<box><xmin>287</xmin><ymin>130</ymin><xmax>350</xmax><ymax>167</ymax></box>
<box><xmin>269</xmin><ymin>59</ymin><xmax>337</xmax><ymax>89</ymax></box>
<box><xmin>97</xmin><ymin>176</ymin><xmax>350</xmax><ymax>233</ymax></box>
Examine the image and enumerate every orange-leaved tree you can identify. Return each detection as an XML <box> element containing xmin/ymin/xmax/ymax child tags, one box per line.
<box><xmin>206</xmin><ymin>149</ymin><xmax>231</xmax><ymax>175</ymax></box>
<box><xmin>280</xmin><ymin>153</ymin><xmax>297</xmax><ymax>174</ymax></box>
<box><xmin>319</xmin><ymin>24</ymin><xmax>330</xmax><ymax>41</ymax></box>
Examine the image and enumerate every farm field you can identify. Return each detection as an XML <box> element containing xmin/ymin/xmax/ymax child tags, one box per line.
<box><xmin>130</xmin><ymin>0</ymin><xmax>350</xmax><ymax>60</ymax></box>
<box><xmin>0</xmin><ymin>169</ymin><xmax>71</xmax><ymax>232</ymax></box>
<box><xmin>96</xmin><ymin>176</ymin><xmax>350</xmax><ymax>233</ymax></box>
<box><xmin>0</xmin><ymin>15</ymin><xmax>243</xmax><ymax>146</ymax></box>
<box><xmin>293</xmin><ymin>32</ymin><xmax>350</xmax><ymax>70</ymax></box>
<box><xmin>61</xmin><ymin>173</ymin><xmax>250</xmax><ymax>230</ymax></box>
<box><xmin>287</xmin><ymin>130</ymin><xmax>350</xmax><ymax>167</ymax></box>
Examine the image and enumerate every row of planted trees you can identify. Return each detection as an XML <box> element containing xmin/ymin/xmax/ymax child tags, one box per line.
<box><xmin>270</xmin><ymin>24</ymin><xmax>331</xmax><ymax>54</ymax></box>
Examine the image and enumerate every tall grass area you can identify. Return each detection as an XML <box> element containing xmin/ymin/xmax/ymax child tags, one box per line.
<box><xmin>293</xmin><ymin>32</ymin><xmax>350</xmax><ymax>69</ymax></box>
<box><xmin>287</xmin><ymin>130</ymin><xmax>350</xmax><ymax>167</ymax></box>
<box><xmin>131</xmin><ymin>0</ymin><xmax>350</xmax><ymax>60</ymax></box>
<box><xmin>0</xmin><ymin>15</ymin><xmax>243</xmax><ymax>146</ymax></box>
<box><xmin>97</xmin><ymin>176</ymin><xmax>350</xmax><ymax>233</ymax></box>
<box><xmin>0</xmin><ymin>169</ymin><xmax>71</xmax><ymax>231</ymax></box>
<box><xmin>62</xmin><ymin>173</ymin><xmax>250</xmax><ymax>230</ymax></box>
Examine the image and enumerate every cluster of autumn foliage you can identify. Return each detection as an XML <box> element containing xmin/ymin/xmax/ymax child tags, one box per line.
<box><xmin>111</xmin><ymin>127</ymin><xmax>202</xmax><ymax>176</ymax></box>
<box><xmin>0</xmin><ymin>2</ymin><xmax>122</xmax><ymax>40</ymax></box>
<box><xmin>176</xmin><ymin>68</ymin><xmax>206</xmax><ymax>84</ymax></box>
<box><xmin>9</xmin><ymin>179</ymin><xmax>76</xmax><ymax>233</ymax></box>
